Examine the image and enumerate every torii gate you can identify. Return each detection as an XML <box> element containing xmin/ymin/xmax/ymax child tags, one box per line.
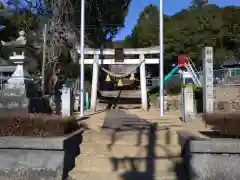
<box><xmin>77</xmin><ymin>46</ymin><xmax>160</xmax><ymax>112</ymax></box>
<box><xmin>78</xmin><ymin>0</ymin><xmax>164</xmax><ymax>117</ymax></box>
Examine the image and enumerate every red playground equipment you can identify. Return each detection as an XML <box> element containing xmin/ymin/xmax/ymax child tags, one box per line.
<box><xmin>178</xmin><ymin>55</ymin><xmax>186</xmax><ymax>67</ymax></box>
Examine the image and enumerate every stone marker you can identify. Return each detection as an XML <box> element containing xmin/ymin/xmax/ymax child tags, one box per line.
<box><xmin>180</xmin><ymin>86</ymin><xmax>195</xmax><ymax>121</ymax></box>
<box><xmin>0</xmin><ymin>31</ymin><xmax>33</xmax><ymax>118</ymax></box>
<box><xmin>61</xmin><ymin>85</ymin><xmax>73</xmax><ymax>116</ymax></box>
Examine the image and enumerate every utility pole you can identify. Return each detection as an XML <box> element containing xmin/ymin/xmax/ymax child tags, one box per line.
<box><xmin>80</xmin><ymin>0</ymin><xmax>85</xmax><ymax>117</ymax></box>
<box><xmin>159</xmin><ymin>0</ymin><xmax>164</xmax><ymax>116</ymax></box>
<box><xmin>41</xmin><ymin>24</ymin><xmax>47</xmax><ymax>96</ymax></box>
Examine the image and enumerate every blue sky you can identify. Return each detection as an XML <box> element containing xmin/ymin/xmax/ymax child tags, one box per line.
<box><xmin>115</xmin><ymin>0</ymin><xmax>240</xmax><ymax>40</ymax></box>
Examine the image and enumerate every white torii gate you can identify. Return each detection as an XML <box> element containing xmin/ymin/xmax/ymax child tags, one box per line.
<box><xmin>79</xmin><ymin>0</ymin><xmax>164</xmax><ymax>117</ymax></box>
<box><xmin>77</xmin><ymin>46</ymin><xmax>160</xmax><ymax>112</ymax></box>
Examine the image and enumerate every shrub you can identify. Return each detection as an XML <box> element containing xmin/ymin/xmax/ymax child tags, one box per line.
<box><xmin>203</xmin><ymin>112</ymin><xmax>240</xmax><ymax>136</ymax></box>
<box><xmin>166</xmin><ymin>83</ymin><xmax>181</xmax><ymax>95</ymax></box>
<box><xmin>0</xmin><ymin>114</ymin><xmax>80</xmax><ymax>137</ymax></box>
<box><xmin>149</xmin><ymin>93</ymin><xmax>159</xmax><ymax>108</ymax></box>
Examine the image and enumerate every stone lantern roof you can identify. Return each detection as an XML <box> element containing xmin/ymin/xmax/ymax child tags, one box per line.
<box><xmin>1</xmin><ymin>31</ymin><xmax>38</xmax><ymax>70</ymax></box>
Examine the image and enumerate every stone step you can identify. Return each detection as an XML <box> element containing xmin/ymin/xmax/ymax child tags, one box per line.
<box><xmin>72</xmin><ymin>155</ymin><xmax>181</xmax><ymax>173</ymax></box>
<box><xmin>80</xmin><ymin>143</ymin><xmax>181</xmax><ymax>158</ymax></box>
<box><xmin>69</xmin><ymin>170</ymin><xmax>178</xmax><ymax>180</ymax></box>
<box><xmin>69</xmin><ymin>171</ymin><xmax>120</xmax><ymax>180</ymax></box>
<box><xmin>82</xmin><ymin>129</ymin><xmax>180</xmax><ymax>146</ymax></box>
<box><xmin>100</xmin><ymin>90</ymin><xmax>141</xmax><ymax>98</ymax></box>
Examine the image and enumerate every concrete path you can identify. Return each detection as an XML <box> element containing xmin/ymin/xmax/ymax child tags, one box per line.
<box><xmin>70</xmin><ymin>109</ymin><xmax>207</xmax><ymax>180</ymax></box>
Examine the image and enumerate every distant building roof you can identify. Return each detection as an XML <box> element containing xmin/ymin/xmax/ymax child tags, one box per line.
<box><xmin>222</xmin><ymin>59</ymin><xmax>240</xmax><ymax>67</ymax></box>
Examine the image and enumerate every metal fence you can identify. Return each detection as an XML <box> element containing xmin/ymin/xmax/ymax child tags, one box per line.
<box><xmin>146</xmin><ymin>68</ymin><xmax>240</xmax><ymax>113</ymax></box>
<box><xmin>147</xmin><ymin>68</ymin><xmax>240</xmax><ymax>90</ymax></box>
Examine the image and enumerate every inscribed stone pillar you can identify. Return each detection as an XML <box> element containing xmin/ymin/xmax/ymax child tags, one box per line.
<box><xmin>202</xmin><ymin>47</ymin><xmax>214</xmax><ymax>113</ymax></box>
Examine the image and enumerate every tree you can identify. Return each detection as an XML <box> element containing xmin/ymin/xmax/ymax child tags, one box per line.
<box><xmin>125</xmin><ymin>4</ymin><xmax>240</xmax><ymax>70</ymax></box>
<box><xmin>0</xmin><ymin>0</ymin><xmax>132</xmax><ymax>94</ymax></box>
<box><xmin>75</xmin><ymin>0</ymin><xmax>131</xmax><ymax>48</ymax></box>
<box><xmin>164</xmin><ymin>5</ymin><xmax>240</xmax><ymax>68</ymax></box>
<box><xmin>123</xmin><ymin>4</ymin><xmax>159</xmax><ymax>48</ymax></box>
<box><xmin>164</xmin><ymin>5</ymin><xmax>224</xmax><ymax>67</ymax></box>
<box><xmin>0</xmin><ymin>0</ymin><xmax>132</xmax><ymax>58</ymax></box>
<box><xmin>0</xmin><ymin>0</ymin><xmax>132</xmax><ymax>48</ymax></box>
<box><xmin>189</xmin><ymin>0</ymin><xmax>208</xmax><ymax>9</ymax></box>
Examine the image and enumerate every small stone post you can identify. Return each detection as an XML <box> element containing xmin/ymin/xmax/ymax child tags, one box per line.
<box><xmin>61</xmin><ymin>85</ymin><xmax>73</xmax><ymax>116</ymax></box>
<box><xmin>181</xmin><ymin>85</ymin><xmax>195</xmax><ymax>121</ymax></box>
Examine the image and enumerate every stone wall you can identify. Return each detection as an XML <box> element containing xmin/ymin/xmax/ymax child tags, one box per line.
<box><xmin>96</xmin><ymin>86</ymin><xmax>240</xmax><ymax>112</ymax></box>
<box><xmin>157</xmin><ymin>86</ymin><xmax>240</xmax><ymax>113</ymax></box>
<box><xmin>164</xmin><ymin>95</ymin><xmax>180</xmax><ymax>111</ymax></box>
<box><xmin>214</xmin><ymin>86</ymin><xmax>240</xmax><ymax>112</ymax></box>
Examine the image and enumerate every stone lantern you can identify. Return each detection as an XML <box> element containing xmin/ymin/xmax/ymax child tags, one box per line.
<box><xmin>0</xmin><ymin>30</ymin><xmax>33</xmax><ymax>117</ymax></box>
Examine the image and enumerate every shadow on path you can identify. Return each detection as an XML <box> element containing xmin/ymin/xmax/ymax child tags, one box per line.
<box><xmin>102</xmin><ymin>110</ymin><xmax>151</xmax><ymax>135</ymax></box>
<box><xmin>102</xmin><ymin>110</ymin><xmax>185</xmax><ymax>180</ymax></box>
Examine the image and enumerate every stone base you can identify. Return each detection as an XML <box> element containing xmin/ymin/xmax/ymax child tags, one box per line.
<box><xmin>0</xmin><ymin>150</ymin><xmax>63</xmax><ymax>180</ymax></box>
<box><xmin>178</xmin><ymin>131</ymin><xmax>240</xmax><ymax>180</ymax></box>
<box><xmin>0</xmin><ymin>130</ymin><xmax>83</xmax><ymax>180</ymax></box>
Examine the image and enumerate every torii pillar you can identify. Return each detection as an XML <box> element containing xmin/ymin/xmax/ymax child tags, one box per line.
<box><xmin>140</xmin><ymin>54</ymin><xmax>148</xmax><ymax>111</ymax></box>
<box><xmin>90</xmin><ymin>54</ymin><xmax>99</xmax><ymax>111</ymax></box>
<box><xmin>89</xmin><ymin>50</ymin><xmax>148</xmax><ymax>112</ymax></box>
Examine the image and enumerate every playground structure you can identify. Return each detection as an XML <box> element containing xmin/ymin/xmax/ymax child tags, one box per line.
<box><xmin>164</xmin><ymin>55</ymin><xmax>202</xmax><ymax>86</ymax></box>
<box><xmin>78</xmin><ymin>46</ymin><xmax>208</xmax><ymax>113</ymax></box>
<box><xmin>164</xmin><ymin>65</ymin><xmax>179</xmax><ymax>81</ymax></box>
<box><xmin>176</xmin><ymin>55</ymin><xmax>202</xmax><ymax>86</ymax></box>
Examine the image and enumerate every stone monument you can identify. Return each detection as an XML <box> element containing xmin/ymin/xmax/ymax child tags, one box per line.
<box><xmin>0</xmin><ymin>31</ymin><xmax>33</xmax><ymax>118</ymax></box>
<box><xmin>202</xmin><ymin>47</ymin><xmax>214</xmax><ymax>113</ymax></box>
